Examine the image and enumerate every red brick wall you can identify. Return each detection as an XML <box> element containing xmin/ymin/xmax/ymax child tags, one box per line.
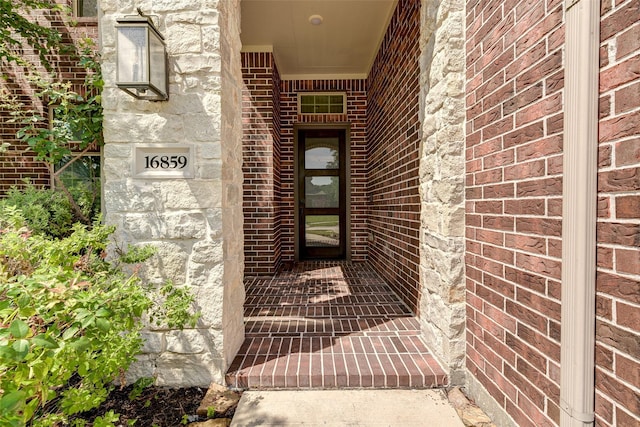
<box><xmin>367</xmin><ymin>0</ymin><xmax>421</xmax><ymax>313</ymax></box>
<box><xmin>596</xmin><ymin>0</ymin><xmax>640</xmax><ymax>425</ymax></box>
<box><xmin>241</xmin><ymin>54</ymin><xmax>368</xmax><ymax>270</ymax></box>
<box><xmin>279</xmin><ymin>79</ymin><xmax>368</xmax><ymax>264</ymax></box>
<box><xmin>0</xmin><ymin>1</ymin><xmax>98</xmax><ymax>195</ymax></box>
<box><xmin>241</xmin><ymin>52</ymin><xmax>282</xmax><ymax>275</ymax></box>
<box><xmin>465</xmin><ymin>0</ymin><xmax>565</xmax><ymax>425</ymax></box>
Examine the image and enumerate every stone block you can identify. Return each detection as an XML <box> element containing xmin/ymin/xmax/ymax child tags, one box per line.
<box><xmin>203</xmin><ymin>26</ymin><xmax>221</xmax><ymax>51</ymax></box>
<box><xmin>164</xmin><ymin>211</ymin><xmax>207</xmax><ymax>239</ymax></box>
<box><xmin>183</xmin><ymin>114</ymin><xmax>220</xmax><ymax>142</ymax></box>
<box><xmin>155</xmin><ymin>352</ymin><xmax>224</xmax><ymax>387</ymax></box>
<box><xmin>174</xmin><ymin>54</ymin><xmax>221</xmax><ymax>74</ymax></box>
<box><xmin>191</xmin><ymin>239</ymin><xmax>224</xmax><ymax>264</ymax></box>
<box><xmin>195</xmin><ymin>285</ymin><xmax>224</xmax><ymax>328</ymax></box>
<box><xmin>187</xmin><ymin>262</ymin><xmax>223</xmax><ymax>287</ymax></box>
<box><xmin>205</xmin><ymin>209</ymin><xmax>224</xmax><ymax>239</ymax></box>
<box><xmin>101</xmin><ymin>0</ymin><xmax>244</xmax><ymax>391</ymax></box>
<box><xmin>196</xmin><ymin>383</ymin><xmax>241</xmax><ymax>417</ymax></box>
<box><xmin>103</xmin><ymin>157</ymin><xmax>133</xmax><ymax>180</ymax></box>
<box><xmin>104</xmin><ymin>143</ymin><xmax>132</xmax><ymax>158</ymax></box>
<box><xmin>104</xmin><ymin>181</ymin><xmax>160</xmax><ymax>212</ymax></box>
<box><xmin>125</xmin><ymin>354</ymin><xmax>157</xmax><ymax>384</ymax></box>
<box><xmin>166</xmin><ymin>329</ymin><xmax>207</xmax><ymax>354</ymax></box>
<box><xmin>141</xmin><ymin>331</ymin><xmax>165</xmax><ymax>354</ymax></box>
<box><xmin>122</xmin><ymin>213</ymin><xmax>165</xmax><ymax>239</ymax></box>
<box><xmin>197</xmin><ymin>160</ymin><xmax>222</xmax><ymax>180</ymax></box>
<box><xmin>153</xmin><ymin>0</ymin><xmax>201</xmax><ymax>12</ymax></box>
<box><xmin>447</xmin><ymin>388</ymin><xmax>495</xmax><ymax>427</ymax></box>
<box><xmin>161</xmin><ymin>181</ymin><xmax>222</xmax><ymax>209</ymax></box>
<box><xmin>163</xmin><ymin>94</ymin><xmax>206</xmax><ymax>115</ymax></box>
<box><xmin>167</xmin><ymin>23</ymin><xmax>202</xmax><ymax>54</ymax></box>
<box><xmin>141</xmin><ymin>241</ymin><xmax>189</xmax><ymax>284</ymax></box>
<box><xmin>199</xmin><ymin>143</ymin><xmax>221</xmax><ymax>159</ymax></box>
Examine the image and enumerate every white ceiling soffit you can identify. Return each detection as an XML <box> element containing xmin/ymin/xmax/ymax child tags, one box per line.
<box><xmin>241</xmin><ymin>0</ymin><xmax>398</xmax><ymax>80</ymax></box>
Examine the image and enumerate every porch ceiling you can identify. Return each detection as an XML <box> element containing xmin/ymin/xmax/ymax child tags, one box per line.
<box><xmin>240</xmin><ymin>0</ymin><xmax>398</xmax><ymax>80</ymax></box>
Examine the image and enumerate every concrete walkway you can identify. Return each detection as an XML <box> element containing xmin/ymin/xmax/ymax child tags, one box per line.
<box><xmin>230</xmin><ymin>389</ymin><xmax>465</xmax><ymax>427</ymax></box>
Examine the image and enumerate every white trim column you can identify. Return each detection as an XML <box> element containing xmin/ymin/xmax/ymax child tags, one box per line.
<box><xmin>560</xmin><ymin>0</ymin><xmax>600</xmax><ymax>425</ymax></box>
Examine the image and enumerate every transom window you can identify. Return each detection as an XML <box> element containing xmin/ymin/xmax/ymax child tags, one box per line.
<box><xmin>298</xmin><ymin>93</ymin><xmax>346</xmax><ymax>114</ymax></box>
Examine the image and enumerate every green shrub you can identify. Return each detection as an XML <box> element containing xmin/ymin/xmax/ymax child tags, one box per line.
<box><xmin>0</xmin><ymin>176</ymin><xmax>101</xmax><ymax>238</ymax></box>
<box><xmin>0</xmin><ymin>213</ymin><xmax>199</xmax><ymax>426</ymax></box>
<box><xmin>0</xmin><ymin>184</ymin><xmax>74</xmax><ymax>238</ymax></box>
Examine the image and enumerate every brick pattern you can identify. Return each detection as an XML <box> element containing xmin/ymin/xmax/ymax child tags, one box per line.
<box><xmin>465</xmin><ymin>0</ymin><xmax>565</xmax><ymax>425</ymax></box>
<box><xmin>367</xmin><ymin>0</ymin><xmax>422</xmax><ymax>313</ymax></box>
<box><xmin>272</xmin><ymin>58</ymin><xmax>283</xmax><ymax>275</ymax></box>
<box><xmin>279</xmin><ymin>80</ymin><xmax>368</xmax><ymax>263</ymax></box>
<box><xmin>241</xmin><ymin>57</ymin><xmax>369</xmax><ymax>269</ymax></box>
<box><xmin>242</xmin><ymin>52</ymin><xmax>282</xmax><ymax>275</ymax></box>
<box><xmin>596</xmin><ymin>0</ymin><xmax>640</xmax><ymax>425</ymax></box>
<box><xmin>226</xmin><ymin>262</ymin><xmax>447</xmax><ymax>389</ymax></box>
<box><xmin>0</xmin><ymin>2</ymin><xmax>98</xmax><ymax>195</ymax></box>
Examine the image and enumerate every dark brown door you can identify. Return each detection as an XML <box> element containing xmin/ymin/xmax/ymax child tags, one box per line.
<box><xmin>297</xmin><ymin>128</ymin><xmax>346</xmax><ymax>259</ymax></box>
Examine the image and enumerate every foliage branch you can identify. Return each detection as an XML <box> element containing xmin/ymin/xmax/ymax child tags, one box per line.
<box><xmin>0</xmin><ymin>0</ymin><xmax>103</xmax><ymax>224</ymax></box>
<box><xmin>0</xmin><ymin>209</ymin><xmax>199</xmax><ymax>426</ymax></box>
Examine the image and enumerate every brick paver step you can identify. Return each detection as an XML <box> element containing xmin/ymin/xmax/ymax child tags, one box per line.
<box><xmin>226</xmin><ymin>262</ymin><xmax>448</xmax><ymax>389</ymax></box>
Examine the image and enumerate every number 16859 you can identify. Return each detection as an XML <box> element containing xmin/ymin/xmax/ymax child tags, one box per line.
<box><xmin>144</xmin><ymin>155</ymin><xmax>188</xmax><ymax>169</ymax></box>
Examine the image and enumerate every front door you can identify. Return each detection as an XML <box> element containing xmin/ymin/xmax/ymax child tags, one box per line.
<box><xmin>297</xmin><ymin>128</ymin><xmax>347</xmax><ymax>260</ymax></box>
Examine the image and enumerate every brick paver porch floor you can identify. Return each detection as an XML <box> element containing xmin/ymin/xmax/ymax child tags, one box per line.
<box><xmin>225</xmin><ymin>262</ymin><xmax>448</xmax><ymax>389</ymax></box>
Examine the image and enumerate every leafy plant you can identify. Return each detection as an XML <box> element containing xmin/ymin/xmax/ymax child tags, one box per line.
<box><xmin>1</xmin><ymin>0</ymin><xmax>104</xmax><ymax>225</ymax></box>
<box><xmin>0</xmin><ymin>182</ymin><xmax>73</xmax><ymax>238</ymax></box>
<box><xmin>15</xmin><ymin>38</ymin><xmax>104</xmax><ymax>166</ymax></box>
<box><xmin>0</xmin><ymin>211</ymin><xmax>199</xmax><ymax>426</ymax></box>
<box><xmin>128</xmin><ymin>377</ymin><xmax>155</xmax><ymax>401</ymax></box>
<box><xmin>207</xmin><ymin>406</ymin><xmax>216</xmax><ymax>418</ymax></box>
<box><xmin>0</xmin><ymin>0</ymin><xmax>68</xmax><ymax>70</ymax></box>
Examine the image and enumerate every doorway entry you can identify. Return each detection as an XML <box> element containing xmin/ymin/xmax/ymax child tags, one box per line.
<box><xmin>296</xmin><ymin>127</ymin><xmax>349</xmax><ymax>260</ymax></box>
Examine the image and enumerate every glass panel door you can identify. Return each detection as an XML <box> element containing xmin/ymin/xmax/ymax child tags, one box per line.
<box><xmin>298</xmin><ymin>129</ymin><xmax>346</xmax><ymax>259</ymax></box>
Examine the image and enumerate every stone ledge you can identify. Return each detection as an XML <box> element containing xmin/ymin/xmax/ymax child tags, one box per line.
<box><xmin>448</xmin><ymin>387</ymin><xmax>496</xmax><ymax>427</ymax></box>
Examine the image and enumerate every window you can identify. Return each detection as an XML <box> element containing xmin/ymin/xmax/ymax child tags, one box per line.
<box><xmin>49</xmin><ymin>106</ymin><xmax>101</xmax><ymax>219</ymax></box>
<box><xmin>55</xmin><ymin>154</ymin><xmax>101</xmax><ymax>219</ymax></box>
<box><xmin>298</xmin><ymin>93</ymin><xmax>346</xmax><ymax>114</ymax></box>
<box><xmin>74</xmin><ymin>0</ymin><xmax>98</xmax><ymax>18</ymax></box>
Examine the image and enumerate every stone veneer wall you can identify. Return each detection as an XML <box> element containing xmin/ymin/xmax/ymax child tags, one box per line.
<box><xmin>417</xmin><ymin>0</ymin><xmax>466</xmax><ymax>385</ymax></box>
<box><xmin>100</xmin><ymin>0</ymin><xmax>244</xmax><ymax>386</ymax></box>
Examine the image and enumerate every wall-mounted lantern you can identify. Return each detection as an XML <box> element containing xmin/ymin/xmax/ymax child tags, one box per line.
<box><xmin>116</xmin><ymin>10</ymin><xmax>168</xmax><ymax>101</ymax></box>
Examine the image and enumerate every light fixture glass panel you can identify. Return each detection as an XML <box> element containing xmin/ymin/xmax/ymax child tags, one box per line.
<box><xmin>305</xmin><ymin>215</ymin><xmax>340</xmax><ymax>247</ymax></box>
<box><xmin>149</xmin><ymin>32</ymin><xmax>166</xmax><ymax>96</ymax></box>
<box><xmin>117</xmin><ymin>27</ymin><xmax>148</xmax><ymax>83</ymax></box>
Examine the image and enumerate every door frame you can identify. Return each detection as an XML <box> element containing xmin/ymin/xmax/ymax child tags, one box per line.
<box><xmin>294</xmin><ymin>123</ymin><xmax>351</xmax><ymax>261</ymax></box>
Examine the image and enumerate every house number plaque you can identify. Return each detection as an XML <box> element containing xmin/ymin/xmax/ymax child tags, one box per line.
<box><xmin>133</xmin><ymin>145</ymin><xmax>194</xmax><ymax>178</ymax></box>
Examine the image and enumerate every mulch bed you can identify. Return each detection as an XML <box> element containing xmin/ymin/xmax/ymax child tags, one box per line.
<box><xmin>75</xmin><ymin>385</ymin><xmax>211</xmax><ymax>426</ymax></box>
